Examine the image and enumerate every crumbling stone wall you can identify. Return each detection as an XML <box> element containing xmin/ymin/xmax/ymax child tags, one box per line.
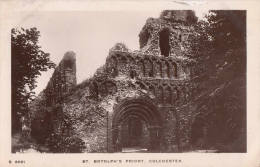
<box><xmin>29</xmin><ymin>51</ymin><xmax>77</xmax><ymax>144</ymax></box>
<box><xmin>139</xmin><ymin>10</ymin><xmax>197</xmax><ymax>58</ymax></box>
<box><xmin>44</xmin><ymin>51</ymin><xmax>76</xmax><ymax>105</ymax></box>
<box><xmin>30</xmin><ymin>10</ymin><xmax>203</xmax><ymax>152</ymax></box>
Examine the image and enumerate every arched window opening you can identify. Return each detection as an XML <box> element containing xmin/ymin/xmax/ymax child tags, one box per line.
<box><xmin>159</xmin><ymin>29</ymin><xmax>170</xmax><ymax>57</ymax></box>
<box><xmin>172</xmin><ymin>62</ymin><xmax>177</xmax><ymax>78</ymax></box>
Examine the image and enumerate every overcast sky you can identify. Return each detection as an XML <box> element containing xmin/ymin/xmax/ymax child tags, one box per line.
<box><xmin>15</xmin><ymin>10</ymin><xmax>207</xmax><ymax>95</ymax></box>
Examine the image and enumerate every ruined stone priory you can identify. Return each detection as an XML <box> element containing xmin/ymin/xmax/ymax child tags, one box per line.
<box><xmin>30</xmin><ymin>10</ymin><xmax>206</xmax><ymax>153</ymax></box>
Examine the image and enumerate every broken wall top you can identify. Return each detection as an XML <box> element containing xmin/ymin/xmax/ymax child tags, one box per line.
<box><xmin>139</xmin><ymin>10</ymin><xmax>198</xmax><ymax>59</ymax></box>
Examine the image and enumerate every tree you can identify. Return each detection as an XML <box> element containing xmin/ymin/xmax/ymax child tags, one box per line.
<box><xmin>11</xmin><ymin>27</ymin><xmax>55</xmax><ymax>134</ymax></box>
<box><xmin>190</xmin><ymin>11</ymin><xmax>246</xmax><ymax>151</ymax></box>
<box><xmin>192</xmin><ymin>10</ymin><xmax>246</xmax><ymax>76</ymax></box>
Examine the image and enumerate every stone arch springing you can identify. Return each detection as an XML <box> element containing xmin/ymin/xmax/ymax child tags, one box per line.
<box><xmin>159</xmin><ymin>28</ymin><xmax>170</xmax><ymax>57</ymax></box>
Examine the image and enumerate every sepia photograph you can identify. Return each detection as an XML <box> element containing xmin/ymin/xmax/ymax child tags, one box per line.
<box><xmin>11</xmin><ymin>9</ymin><xmax>247</xmax><ymax>154</ymax></box>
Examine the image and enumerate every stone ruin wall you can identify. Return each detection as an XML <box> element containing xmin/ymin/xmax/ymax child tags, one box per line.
<box><xmin>139</xmin><ymin>10</ymin><xmax>197</xmax><ymax>57</ymax></box>
<box><xmin>29</xmin><ymin>51</ymin><xmax>77</xmax><ymax>144</ymax></box>
<box><xmin>44</xmin><ymin>51</ymin><xmax>77</xmax><ymax>106</ymax></box>
<box><xmin>30</xmin><ymin>10</ymin><xmax>204</xmax><ymax>152</ymax></box>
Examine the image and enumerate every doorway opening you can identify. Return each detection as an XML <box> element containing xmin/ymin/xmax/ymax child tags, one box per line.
<box><xmin>112</xmin><ymin>99</ymin><xmax>162</xmax><ymax>152</ymax></box>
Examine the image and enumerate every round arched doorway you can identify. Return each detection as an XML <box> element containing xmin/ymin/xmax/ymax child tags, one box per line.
<box><xmin>112</xmin><ymin>98</ymin><xmax>162</xmax><ymax>152</ymax></box>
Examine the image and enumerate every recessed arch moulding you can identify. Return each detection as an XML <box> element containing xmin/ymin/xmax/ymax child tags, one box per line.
<box><xmin>109</xmin><ymin>98</ymin><xmax>162</xmax><ymax>152</ymax></box>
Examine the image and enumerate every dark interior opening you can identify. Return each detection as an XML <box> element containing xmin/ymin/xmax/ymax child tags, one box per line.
<box><xmin>159</xmin><ymin>29</ymin><xmax>170</xmax><ymax>57</ymax></box>
<box><xmin>120</xmin><ymin>117</ymin><xmax>148</xmax><ymax>148</ymax></box>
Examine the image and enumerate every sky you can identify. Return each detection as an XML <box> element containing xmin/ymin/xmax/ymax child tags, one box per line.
<box><xmin>15</xmin><ymin>10</ymin><xmax>207</xmax><ymax>95</ymax></box>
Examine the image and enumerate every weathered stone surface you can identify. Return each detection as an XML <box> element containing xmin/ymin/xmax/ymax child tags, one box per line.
<box><xmin>29</xmin><ymin>51</ymin><xmax>77</xmax><ymax>144</ymax></box>
<box><xmin>29</xmin><ymin>10</ymin><xmax>225</xmax><ymax>152</ymax></box>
